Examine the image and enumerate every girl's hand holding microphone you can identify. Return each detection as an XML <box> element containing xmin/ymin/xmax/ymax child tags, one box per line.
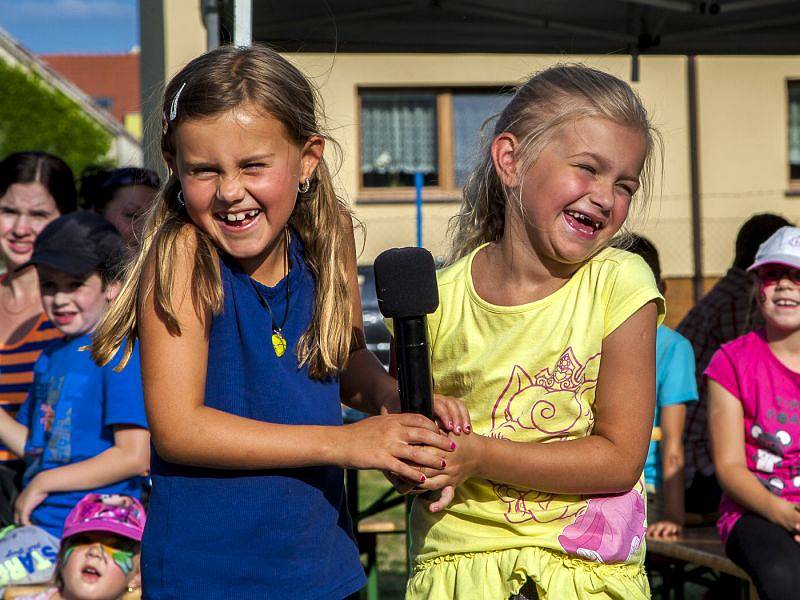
<box><xmin>341</xmin><ymin>412</ymin><xmax>456</xmax><ymax>483</ymax></box>
<box><xmin>382</xmin><ymin>393</ymin><xmax>472</xmax><ymax>496</ymax></box>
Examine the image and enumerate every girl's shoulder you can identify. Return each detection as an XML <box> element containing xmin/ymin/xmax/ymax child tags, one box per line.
<box><xmin>716</xmin><ymin>329</ymin><xmax>767</xmax><ymax>359</ymax></box>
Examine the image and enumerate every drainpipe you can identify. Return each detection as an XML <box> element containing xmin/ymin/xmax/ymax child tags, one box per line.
<box><xmin>200</xmin><ymin>0</ymin><xmax>220</xmax><ymax>50</ymax></box>
<box><xmin>688</xmin><ymin>54</ymin><xmax>703</xmax><ymax>303</ymax></box>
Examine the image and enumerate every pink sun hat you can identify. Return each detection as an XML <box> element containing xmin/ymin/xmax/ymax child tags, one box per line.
<box><xmin>61</xmin><ymin>493</ymin><xmax>146</xmax><ymax>542</ymax></box>
<box><xmin>747</xmin><ymin>226</ymin><xmax>800</xmax><ymax>272</ymax></box>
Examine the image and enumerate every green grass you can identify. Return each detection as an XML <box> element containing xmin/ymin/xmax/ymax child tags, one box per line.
<box><xmin>357</xmin><ymin>469</ymin><xmax>409</xmax><ymax>599</ymax></box>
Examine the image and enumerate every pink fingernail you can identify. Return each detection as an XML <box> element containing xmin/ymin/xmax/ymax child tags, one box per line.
<box><xmin>455</xmin><ymin>426</ymin><xmax>462</xmax><ymax>434</ymax></box>
<box><xmin>448</xmin><ymin>421</ymin><xmax>454</xmax><ymax>430</ymax></box>
<box><xmin>450</xmin><ymin>442</ymin><xmax>457</xmax><ymax>450</ymax></box>
<box><xmin>441</xmin><ymin>459</ymin><xmax>446</xmax><ymax>468</ymax></box>
<box><xmin>465</xmin><ymin>425</ymin><xmax>471</xmax><ymax>432</ymax></box>
<box><xmin>420</xmin><ymin>474</ymin><xmax>426</xmax><ymax>483</ymax></box>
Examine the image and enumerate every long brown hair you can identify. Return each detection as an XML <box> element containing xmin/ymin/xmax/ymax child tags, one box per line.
<box><xmin>448</xmin><ymin>64</ymin><xmax>661</xmax><ymax>263</ymax></box>
<box><xmin>92</xmin><ymin>45</ymin><xmax>352</xmax><ymax>379</ymax></box>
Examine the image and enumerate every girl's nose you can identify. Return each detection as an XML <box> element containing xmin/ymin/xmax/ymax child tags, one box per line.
<box><xmin>11</xmin><ymin>215</ymin><xmax>32</xmax><ymax>236</ymax></box>
<box><xmin>216</xmin><ymin>173</ymin><xmax>245</xmax><ymax>203</ymax></box>
<box><xmin>589</xmin><ymin>185</ymin><xmax>614</xmax><ymax>214</ymax></box>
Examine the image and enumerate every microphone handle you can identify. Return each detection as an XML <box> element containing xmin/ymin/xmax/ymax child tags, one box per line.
<box><xmin>394</xmin><ymin>316</ymin><xmax>434</xmax><ymax>420</ymax></box>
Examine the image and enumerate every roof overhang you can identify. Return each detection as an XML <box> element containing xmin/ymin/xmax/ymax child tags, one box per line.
<box><xmin>218</xmin><ymin>0</ymin><xmax>800</xmax><ymax>55</ymax></box>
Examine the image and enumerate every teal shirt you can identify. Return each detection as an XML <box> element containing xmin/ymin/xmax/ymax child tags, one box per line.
<box><xmin>645</xmin><ymin>326</ymin><xmax>698</xmax><ymax>488</ymax></box>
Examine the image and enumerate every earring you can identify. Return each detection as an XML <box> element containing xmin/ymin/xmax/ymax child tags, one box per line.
<box><xmin>298</xmin><ymin>178</ymin><xmax>311</xmax><ymax>194</ymax></box>
<box><xmin>177</xmin><ymin>190</ymin><xmax>185</xmax><ymax>207</ymax></box>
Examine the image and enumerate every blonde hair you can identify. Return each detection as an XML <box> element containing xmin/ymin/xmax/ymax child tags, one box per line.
<box><xmin>93</xmin><ymin>45</ymin><xmax>352</xmax><ymax>379</ymax></box>
<box><xmin>448</xmin><ymin>64</ymin><xmax>660</xmax><ymax>263</ymax></box>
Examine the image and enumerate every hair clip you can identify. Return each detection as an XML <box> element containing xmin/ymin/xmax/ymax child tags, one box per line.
<box><xmin>169</xmin><ymin>82</ymin><xmax>187</xmax><ymax>121</ymax></box>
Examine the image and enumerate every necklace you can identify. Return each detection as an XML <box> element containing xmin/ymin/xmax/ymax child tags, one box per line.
<box><xmin>249</xmin><ymin>227</ymin><xmax>291</xmax><ymax>357</ymax></box>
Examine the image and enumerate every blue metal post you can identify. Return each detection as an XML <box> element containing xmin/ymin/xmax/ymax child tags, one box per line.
<box><xmin>415</xmin><ymin>172</ymin><xmax>423</xmax><ymax>247</ymax></box>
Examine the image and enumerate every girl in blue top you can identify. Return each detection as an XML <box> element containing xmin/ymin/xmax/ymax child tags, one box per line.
<box><xmin>92</xmin><ymin>45</ymin><xmax>460</xmax><ymax>598</ymax></box>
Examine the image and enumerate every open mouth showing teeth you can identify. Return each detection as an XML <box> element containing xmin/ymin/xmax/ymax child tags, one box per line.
<box><xmin>774</xmin><ymin>299</ymin><xmax>799</xmax><ymax>307</ymax></box>
<box><xmin>563</xmin><ymin>210</ymin><xmax>604</xmax><ymax>237</ymax></box>
<box><xmin>214</xmin><ymin>209</ymin><xmax>261</xmax><ymax>227</ymax></box>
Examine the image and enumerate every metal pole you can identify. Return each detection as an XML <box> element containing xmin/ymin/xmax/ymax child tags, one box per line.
<box><xmin>234</xmin><ymin>0</ymin><xmax>253</xmax><ymax>47</ymax></box>
<box><xmin>415</xmin><ymin>172</ymin><xmax>424</xmax><ymax>247</ymax></box>
<box><xmin>687</xmin><ymin>55</ymin><xmax>703</xmax><ymax>303</ymax></box>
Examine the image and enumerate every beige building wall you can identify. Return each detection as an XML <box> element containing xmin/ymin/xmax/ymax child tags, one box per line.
<box><xmin>696</xmin><ymin>56</ymin><xmax>800</xmax><ymax>275</ymax></box>
<box><xmin>162</xmin><ymin>0</ymin><xmax>206</xmax><ymax>78</ymax></box>
<box><xmin>288</xmin><ymin>53</ymin><xmax>694</xmax><ymax>272</ymax></box>
<box><xmin>144</xmin><ymin>7</ymin><xmax>800</xmax><ymax>279</ymax></box>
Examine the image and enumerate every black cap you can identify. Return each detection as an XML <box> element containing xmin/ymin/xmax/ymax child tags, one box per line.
<box><xmin>18</xmin><ymin>212</ymin><xmax>125</xmax><ymax>278</ymax></box>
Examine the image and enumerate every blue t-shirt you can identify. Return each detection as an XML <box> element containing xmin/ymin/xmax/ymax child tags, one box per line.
<box><xmin>16</xmin><ymin>334</ymin><xmax>148</xmax><ymax>537</ymax></box>
<box><xmin>644</xmin><ymin>326</ymin><xmax>698</xmax><ymax>487</ymax></box>
<box><xmin>142</xmin><ymin>233</ymin><xmax>366</xmax><ymax>599</ymax></box>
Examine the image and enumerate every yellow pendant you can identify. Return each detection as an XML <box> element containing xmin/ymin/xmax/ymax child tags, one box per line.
<box><xmin>272</xmin><ymin>331</ymin><xmax>287</xmax><ymax>357</ymax></box>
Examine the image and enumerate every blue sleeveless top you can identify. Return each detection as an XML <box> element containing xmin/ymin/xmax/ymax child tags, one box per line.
<box><xmin>141</xmin><ymin>233</ymin><xmax>366</xmax><ymax>599</ymax></box>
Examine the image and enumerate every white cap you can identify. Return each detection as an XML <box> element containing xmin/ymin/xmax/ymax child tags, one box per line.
<box><xmin>748</xmin><ymin>226</ymin><xmax>800</xmax><ymax>271</ymax></box>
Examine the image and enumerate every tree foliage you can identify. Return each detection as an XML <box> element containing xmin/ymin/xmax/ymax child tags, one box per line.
<box><xmin>0</xmin><ymin>58</ymin><xmax>113</xmax><ymax>176</ymax></box>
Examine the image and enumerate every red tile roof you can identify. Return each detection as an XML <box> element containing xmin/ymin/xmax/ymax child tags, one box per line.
<box><xmin>40</xmin><ymin>53</ymin><xmax>140</xmax><ymax>124</ymax></box>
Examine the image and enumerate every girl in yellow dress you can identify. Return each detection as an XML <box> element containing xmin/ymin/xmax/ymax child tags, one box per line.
<box><xmin>395</xmin><ymin>64</ymin><xmax>665</xmax><ymax>600</ymax></box>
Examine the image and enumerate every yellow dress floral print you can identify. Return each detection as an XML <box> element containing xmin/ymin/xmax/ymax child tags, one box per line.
<box><xmin>393</xmin><ymin>245</ymin><xmax>665</xmax><ymax>600</ymax></box>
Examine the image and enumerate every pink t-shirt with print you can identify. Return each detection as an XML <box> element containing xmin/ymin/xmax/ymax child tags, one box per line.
<box><xmin>705</xmin><ymin>329</ymin><xmax>800</xmax><ymax>543</ymax></box>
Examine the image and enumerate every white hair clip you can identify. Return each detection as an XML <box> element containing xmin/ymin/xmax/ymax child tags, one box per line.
<box><xmin>169</xmin><ymin>82</ymin><xmax>187</xmax><ymax>121</ymax></box>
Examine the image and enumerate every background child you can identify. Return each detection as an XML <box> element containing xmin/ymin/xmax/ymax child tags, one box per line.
<box><xmin>679</xmin><ymin>213</ymin><xmax>790</xmax><ymax>518</ymax></box>
<box><xmin>92</xmin><ymin>45</ymin><xmax>460</xmax><ymax>598</ymax></box>
<box><xmin>390</xmin><ymin>65</ymin><xmax>665</xmax><ymax>600</ymax></box>
<box><xmin>8</xmin><ymin>493</ymin><xmax>145</xmax><ymax>600</ymax></box>
<box><xmin>81</xmin><ymin>167</ymin><xmax>160</xmax><ymax>251</ymax></box>
<box><xmin>0</xmin><ymin>212</ymin><xmax>149</xmax><ymax>538</ymax></box>
<box><xmin>708</xmin><ymin>226</ymin><xmax>800</xmax><ymax>600</ymax></box>
<box><xmin>624</xmin><ymin>235</ymin><xmax>697</xmax><ymax>540</ymax></box>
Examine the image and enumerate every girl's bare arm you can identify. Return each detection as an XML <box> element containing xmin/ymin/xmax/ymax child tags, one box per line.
<box><xmin>0</xmin><ymin>408</ymin><xmax>27</xmax><ymax>459</ymax></box>
<box><xmin>140</xmin><ymin>228</ymin><xmax>452</xmax><ymax>481</ymax></box>
<box><xmin>337</xmin><ymin>215</ymin><xmax>400</xmax><ymax>415</ymax></box>
<box><xmin>423</xmin><ymin>301</ymin><xmax>658</xmax><ymax>495</ymax></box>
<box><xmin>709</xmin><ymin>379</ymin><xmax>799</xmax><ymax>532</ymax></box>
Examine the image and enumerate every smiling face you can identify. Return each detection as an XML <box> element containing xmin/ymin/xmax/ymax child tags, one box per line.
<box><xmin>500</xmin><ymin>117</ymin><xmax>646</xmax><ymax>274</ymax></box>
<box><xmin>60</xmin><ymin>534</ymin><xmax>138</xmax><ymax>600</ymax></box>
<box><xmin>0</xmin><ymin>182</ymin><xmax>60</xmax><ymax>270</ymax></box>
<box><xmin>756</xmin><ymin>264</ymin><xmax>800</xmax><ymax>333</ymax></box>
<box><xmin>169</xmin><ymin>105</ymin><xmax>321</xmax><ymax>282</ymax></box>
<box><xmin>102</xmin><ymin>185</ymin><xmax>156</xmax><ymax>247</ymax></box>
<box><xmin>37</xmin><ymin>266</ymin><xmax>120</xmax><ymax>338</ymax></box>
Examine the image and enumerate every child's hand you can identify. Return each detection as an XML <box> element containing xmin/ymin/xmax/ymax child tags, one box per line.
<box><xmin>646</xmin><ymin>519</ymin><xmax>682</xmax><ymax>539</ymax></box>
<box><xmin>14</xmin><ymin>476</ymin><xmax>49</xmax><ymax>526</ymax></box>
<box><xmin>416</xmin><ymin>432</ymin><xmax>483</xmax><ymax>510</ymax></box>
<box><xmin>433</xmin><ymin>394</ymin><xmax>472</xmax><ymax>436</ymax></box>
<box><xmin>767</xmin><ymin>497</ymin><xmax>800</xmax><ymax>541</ymax></box>
<box><xmin>343</xmin><ymin>414</ymin><xmax>455</xmax><ymax>484</ymax></box>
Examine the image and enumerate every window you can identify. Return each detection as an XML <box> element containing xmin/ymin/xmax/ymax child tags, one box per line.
<box><xmin>790</xmin><ymin>81</ymin><xmax>800</xmax><ymax>181</ymax></box>
<box><xmin>359</xmin><ymin>88</ymin><xmax>508</xmax><ymax>197</ymax></box>
<box><xmin>360</xmin><ymin>92</ymin><xmax>438</xmax><ymax>188</ymax></box>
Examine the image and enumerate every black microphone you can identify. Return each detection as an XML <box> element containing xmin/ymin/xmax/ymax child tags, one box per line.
<box><xmin>374</xmin><ymin>247</ymin><xmax>439</xmax><ymax>420</ymax></box>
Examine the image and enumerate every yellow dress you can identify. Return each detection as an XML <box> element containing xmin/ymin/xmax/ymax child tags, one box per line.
<box><xmin>393</xmin><ymin>245</ymin><xmax>665</xmax><ymax>600</ymax></box>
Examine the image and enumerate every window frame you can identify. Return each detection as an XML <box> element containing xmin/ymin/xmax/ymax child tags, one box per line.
<box><xmin>788</xmin><ymin>79</ymin><xmax>800</xmax><ymax>192</ymax></box>
<box><xmin>356</xmin><ymin>85</ymin><xmax>507</xmax><ymax>203</ymax></box>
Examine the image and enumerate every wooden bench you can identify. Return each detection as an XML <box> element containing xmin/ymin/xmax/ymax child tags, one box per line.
<box><xmin>646</xmin><ymin>527</ymin><xmax>757</xmax><ymax>599</ymax></box>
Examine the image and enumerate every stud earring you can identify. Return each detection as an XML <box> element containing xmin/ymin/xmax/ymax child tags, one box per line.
<box><xmin>298</xmin><ymin>178</ymin><xmax>311</xmax><ymax>194</ymax></box>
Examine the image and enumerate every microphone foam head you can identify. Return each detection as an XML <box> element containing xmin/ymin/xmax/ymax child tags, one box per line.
<box><xmin>374</xmin><ymin>247</ymin><xmax>439</xmax><ymax>318</ymax></box>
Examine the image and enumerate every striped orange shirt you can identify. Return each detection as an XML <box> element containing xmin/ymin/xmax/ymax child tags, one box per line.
<box><xmin>0</xmin><ymin>312</ymin><xmax>62</xmax><ymax>461</ymax></box>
